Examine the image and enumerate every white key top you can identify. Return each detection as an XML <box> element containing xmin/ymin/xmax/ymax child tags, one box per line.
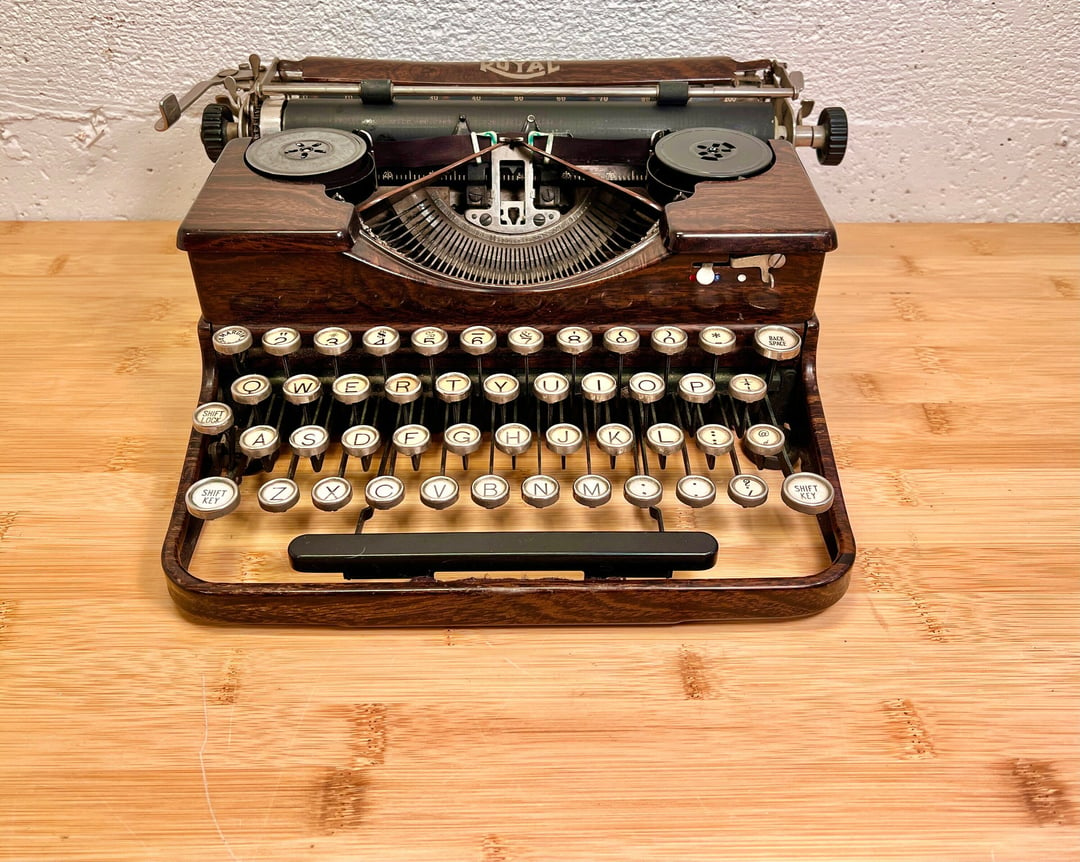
<box><xmin>392</xmin><ymin>424</ymin><xmax>431</xmax><ymax>456</ymax></box>
<box><xmin>495</xmin><ymin>423</ymin><xmax>532</xmax><ymax>456</ymax></box>
<box><xmin>603</xmin><ymin>325</ymin><xmax>640</xmax><ymax>354</ymax></box>
<box><xmin>362</xmin><ymin>325</ymin><xmax>400</xmax><ymax>357</ymax></box>
<box><xmin>341</xmin><ymin>424</ymin><xmax>380</xmax><ymax>458</ymax></box>
<box><xmin>545</xmin><ymin>423</ymin><xmax>584</xmax><ymax>456</ymax></box>
<box><xmin>444</xmin><ymin>423</ymin><xmax>483</xmax><ymax>456</ymax></box>
<box><xmin>238</xmin><ymin>424</ymin><xmax>279</xmax><ymax>459</ymax></box>
<box><xmin>283</xmin><ymin>373</ymin><xmax>322</xmax><ymax>405</ymax></box>
<box><xmin>677</xmin><ymin>372</ymin><xmax>716</xmax><ymax>403</ymax></box>
<box><xmin>623</xmin><ymin>474</ymin><xmax>663</xmax><ymax>508</ymax></box>
<box><xmin>699</xmin><ymin>326</ymin><xmax>736</xmax><ymax>356</ymax></box>
<box><xmin>696</xmin><ymin>424</ymin><xmax>734</xmax><ymax>456</ymax></box>
<box><xmin>581</xmin><ymin>371</ymin><xmax>617</xmax><ymax>403</ymax></box>
<box><xmin>521</xmin><ymin>474</ymin><xmax>560</xmax><ymax>508</ymax></box>
<box><xmin>595</xmin><ymin>423</ymin><xmax>635</xmax><ymax>456</ymax></box>
<box><xmin>312</xmin><ymin>476</ymin><xmax>353</xmax><ymax>511</ymax></box>
<box><xmin>231</xmin><ymin>374</ymin><xmax>272</xmax><ymax>405</ymax></box>
<box><xmin>508</xmin><ymin>326</ymin><xmax>544</xmax><ymax>355</ymax></box>
<box><xmin>332</xmin><ymin>373</ymin><xmax>371</xmax><ymax>405</ymax></box>
<box><xmin>461</xmin><ymin>325</ymin><xmax>497</xmax><ymax>356</ymax></box>
<box><xmin>676</xmin><ymin>475</ymin><xmax>717</xmax><ymax>508</ymax></box>
<box><xmin>192</xmin><ymin>402</ymin><xmax>233</xmax><ymax>435</ymax></box>
<box><xmin>645</xmin><ymin>422</ymin><xmax>684</xmax><ymax>456</ymax></box>
<box><xmin>411</xmin><ymin>326</ymin><xmax>449</xmax><ymax>356</ymax></box>
<box><xmin>420</xmin><ymin>475</ymin><xmax>460</xmax><ymax>510</ymax></box>
<box><xmin>289</xmin><ymin>424</ymin><xmax>330</xmax><ymax>457</ymax></box>
<box><xmin>628</xmin><ymin>371</ymin><xmax>666</xmax><ymax>403</ymax></box>
<box><xmin>556</xmin><ymin>326</ymin><xmax>592</xmax><ymax>355</ymax></box>
<box><xmin>471</xmin><ymin>474</ymin><xmax>510</xmax><ymax>509</ymax></box>
<box><xmin>728</xmin><ymin>474</ymin><xmax>769</xmax><ymax>508</ymax></box>
<box><xmin>261</xmin><ymin>326</ymin><xmax>301</xmax><ymax>357</ymax></box>
<box><xmin>534</xmin><ymin>372</ymin><xmax>571</xmax><ymax>404</ymax></box>
<box><xmin>483</xmin><ymin>373</ymin><xmax>520</xmax><ymax>404</ymax></box>
<box><xmin>384</xmin><ymin>373</ymin><xmax>423</xmax><ymax>405</ymax></box>
<box><xmin>782</xmin><ymin>472</ymin><xmax>835</xmax><ymax>515</ymax></box>
<box><xmin>754</xmin><ymin>325</ymin><xmax>802</xmax><ymax>361</ymax></box>
<box><xmin>212</xmin><ymin>326</ymin><xmax>252</xmax><ymax>355</ymax></box>
<box><xmin>728</xmin><ymin>373</ymin><xmax>767</xmax><ymax>403</ymax></box>
<box><xmin>185</xmin><ymin>475</ymin><xmax>240</xmax><ymax>519</ymax></box>
<box><xmin>650</xmin><ymin>325</ymin><xmax>688</xmax><ymax>355</ymax></box>
<box><xmin>573</xmin><ymin>474</ymin><xmax>612</xmax><ymax>507</ymax></box>
<box><xmin>258</xmin><ymin>477</ymin><xmax>300</xmax><ymax>512</ymax></box>
<box><xmin>313</xmin><ymin>326</ymin><xmax>353</xmax><ymax>356</ymax></box>
<box><xmin>435</xmin><ymin>371</ymin><xmax>472</xmax><ymax>403</ymax></box>
<box><xmin>365</xmin><ymin>475</ymin><xmax>406</xmax><ymax>509</ymax></box>
<box><xmin>744</xmin><ymin>424</ymin><xmax>786</xmax><ymax>457</ymax></box>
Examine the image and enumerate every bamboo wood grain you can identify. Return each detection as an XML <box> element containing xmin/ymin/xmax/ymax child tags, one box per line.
<box><xmin>0</xmin><ymin>222</ymin><xmax>1077</xmax><ymax>859</ymax></box>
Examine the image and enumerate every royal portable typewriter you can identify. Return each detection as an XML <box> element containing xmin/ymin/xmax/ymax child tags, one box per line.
<box><xmin>157</xmin><ymin>53</ymin><xmax>854</xmax><ymax>626</ymax></box>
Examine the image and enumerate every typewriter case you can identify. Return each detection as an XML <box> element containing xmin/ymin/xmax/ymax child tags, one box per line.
<box><xmin>161</xmin><ymin>55</ymin><xmax>855</xmax><ymax>625</ymax></box>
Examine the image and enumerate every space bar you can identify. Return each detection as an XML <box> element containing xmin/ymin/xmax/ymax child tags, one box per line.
<box><xmin>288</xmin><ymin>531</ymin><xmax>719</xmax><ymax>579</ymax></box>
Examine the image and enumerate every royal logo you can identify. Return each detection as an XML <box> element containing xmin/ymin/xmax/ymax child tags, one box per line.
<box><xmin>479</xmin><ymin>61</ymin><xmax>561</xmax><ymax>80</ymax></box>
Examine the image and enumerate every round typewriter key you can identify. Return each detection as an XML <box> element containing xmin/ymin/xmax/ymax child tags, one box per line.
<box><xmin>483</xmin><ymin>373</ymin><xmax>520</xmax><ymax>404</ymax></box>
<box><xmin>411</xmin><ymin>326</ymin><xmax>449</xmax><ymax>356</ymax></box>
<box><xmin>471</xmin><ymin>474</ymin><xmax>510</xmax><ymax>509</ymax></box>
<box><xmin>283</xmin><ymin>373</ymin><xmax>322</xmax><ymax>405</ymax></box>
<box><xmin>744</xmin><ymin>423</ymin><xmax>786</xmax><ymax>457</ymax></box>
<box><xmin>365</xmin><ymin>475</ymin><xmax>405</xmax><ymax>509</ymax></box>
<box><xmin>581</xmin><ymin>372</ymin><xmax>617</xmax><ymax>403</ymax></box>
<box><xmin>435</xmin><ymin>371</ymin><xmax>472</xmax><ymax>403</ymax></box>
<box><xmin>238</xmin><ymin>424</ymin><xmax>280</xmax><ymax>459</ymax></box>
<box><xmin>782</xmin><ymin>471</ymin><xmax>835</xmax><ymax>515</ymax></box>
<box><xmin>677</xmin><ymin>372</ymin><xmax>716</xmax><ymax>404</ymax></box>
<box><xmin>628</xmin><ymin>372</ymin><xmax>666</xmax><ymax>403</ymax></box>
<box><xmin>546</xmin><ymin>423</ymin><xmax>584</xmax><ymax>456</ymax></box>
<box><xmin>533</xmin><ymin>372</ymin><xmax>571</xmax><ymax>404</ymax></box>
<box><xmin>262</xmin><ymin>326</ymin><xmax>301</xmax><ymax>357</ymax></box>
<box><xmin>257</xmin><ymin>477</ymin><xmax>300</xmax><ymax>513</ymax></box>
<box><xmin>508</xmin><ymin>326</ymin><xmax>544</xmax><ymax>355</ymax></box>
<box><xmin>556</xmin><ymin>326</ymin><xmax>592</xmax><ymax>355</ymax></box>
<box><xmin>494</xmin><ymin>423</ymin><xmax>533</xmax><ymax>456</ymax></box>
<box><xmin>311</xmin><ymin>476</ymin><xmax>353</xmax><ymax>512</ymax></box>
<box><xmin>384</xmin><ymin>373</ymin><xmax>423</xmax><ymax>405</ymax></box>
<box><xmin>185</xmin><ymin>475</ymin><xmax>241</xmax><ymax>520</ymax></box>
<box><xmin>444</xmin><ymin>423</ymin><xmax>483</xmax><ymax>456</ymax></box>
<box><xmin>362</xmin><ymin>325</ymin><xmax>400</xmax><ymax>357</ymax></box>
<box><xmin>676</xmin><ymin>474</ymin><xmax>717</xmax><ymax>508</ymax></box>
<box><xmin>728</xmin><ymin>474</ymin><xmax>769</xmax><ymax>508</ymax></box>
<box><xmin>392</xmin><ymin>424</ymin><xmax>431</xmax><ymax>456</ymax></box>
<box><xmin>192</xmin><ymin>402</ymin><xmax>234</xmax><ymax>435</ymax></box>
<box><xmin>696</xmin><ymin>424</ymin><xmax>734</xmax><ymax>456</ymax></box>
<box><xmin>595</xmin><ymin>423</ymin><xmax>635</xmax><ymax>456</ymax></box>
<box><xmin>624</xmin><ymin>474</ymin><xmax>663</xmax><ymax>508</ymax></box>
<box><xmin>729</xmin><ymin>373</ymin><xmax>767</xmax><ymax>403</ymax></box>
<box><xmin>313</xmin><ymin>326</ymin><xmax>353</xmax><ymax>356</ymax></box>
<box><xmin>231</xmin><ymin>374</ymin><xmax>272</xmax><ymax>406</ymax></box>
<box><xmin>419</xmin><ymin>475</ymin><xmax>460</xmax><ymax>510</ymax></box>
<box><xmin>212</xmin><ymin>325</ymin><xmax>252</xmax><ymax>356</ymax></box>
<box><xmin>603</xmin><ymin>326</ymin><xmax>640</xmax><ymax>354</ymax></box>
<box><xmin>754</xmin><ymin>324</ymin><xmax>802</xmax><ymax>361</ymax></box>
<box><xmin>341</xmin><ymin>424</ymin><xmax>381</xmax><ymax>458</ymax></box>
<box><xmin>461</xmin><ymin>325</ymin><xmax>497</xmax><ymax>356</ymax></box>
<box><xmin>645</xmin><ymin>422</ymin><xmax>685</xmax><ymax>456</ymax></box>
<box><xmin>333</xmin><ymin>373</ymin><xmax>371</xmax><ymax>405</ymax></box>
<box><xmin>699</xmin><ymin>326</ymin><xmax>737</xmax><ymax>356</ymax></box>
<box><xmin>521</xmin><ymin>474</ymin><xmax>560</xmax><ymax>509</ymax></box>
<box><xmin>650</xmin><ymin>325</ymin><xmax>688</xmax><ymax>355</ymax></box>
<box><xmin>289</xmin><ymin>424</ymin><xmax>330</xmax><ymax>458</ymax></box>
<box><xmin>573</xmin><ymin>474</ymin><xmax>612</xmax><ymax>508</ymax></box>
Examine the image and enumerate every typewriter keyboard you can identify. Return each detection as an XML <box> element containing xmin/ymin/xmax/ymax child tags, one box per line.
<box><xmin>183</xmin><ymin>323</ymin><xmax>835</xmax><ymax>583</ymax></box>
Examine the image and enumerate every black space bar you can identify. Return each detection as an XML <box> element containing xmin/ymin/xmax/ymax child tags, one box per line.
<box><xmin>289</xmin><ymin>531</ymin><xmax>719</xmax><ymax>579</ymax></box>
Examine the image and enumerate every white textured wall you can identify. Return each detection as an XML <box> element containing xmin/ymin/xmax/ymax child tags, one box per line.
<box><xmin>2</xmin><ymin>0</ymin><xmax>1078</xmax><ymax>222</ymax></box>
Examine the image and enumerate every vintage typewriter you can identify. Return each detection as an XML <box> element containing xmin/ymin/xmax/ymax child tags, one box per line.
<box><xmin>157</xmin><ymin>53</ymin><xmax>854</xmax><ymax>626</ymax></box>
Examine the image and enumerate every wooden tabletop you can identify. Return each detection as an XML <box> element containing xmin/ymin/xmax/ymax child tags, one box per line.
<box><xmin>1</xmin><ymin>222</ymin><xmax>1077</xmax><ymax>860</ymax></box>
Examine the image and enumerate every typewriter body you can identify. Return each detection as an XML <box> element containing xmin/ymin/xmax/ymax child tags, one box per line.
<box><xmin>158</xmin><ymin>54</ymin><xmax>854</xmax><ymax>626</ymax></box>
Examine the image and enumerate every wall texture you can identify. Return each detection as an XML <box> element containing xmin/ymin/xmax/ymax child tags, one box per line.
<box><xmin>2</xmin><ymin>0</ymin><xmax>1078</xmax><ymax>222</ymax></box>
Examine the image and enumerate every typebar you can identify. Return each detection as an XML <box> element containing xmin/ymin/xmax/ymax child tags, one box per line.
<box><xmin>289</xmin><ymin>531</ymin><xmax>719</xmax><ymax>579</ymax></box>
